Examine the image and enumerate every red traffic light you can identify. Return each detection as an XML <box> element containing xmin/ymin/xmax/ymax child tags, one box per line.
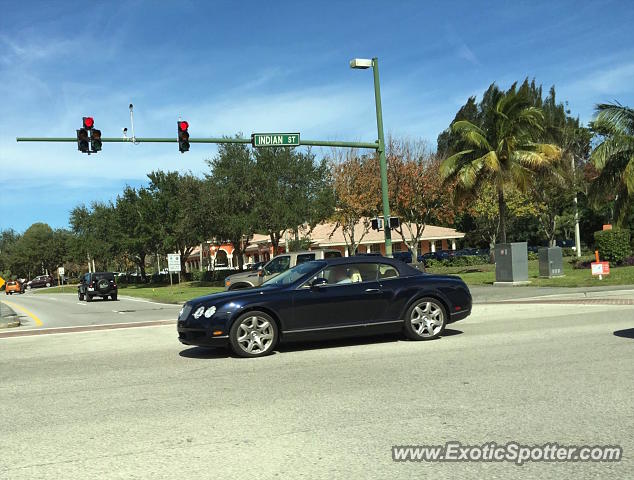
<box><xmin>83</xmin><ymin>117</ymin><xmax>94</xmax><ymax>129</ymax></box>
<box><xmin>178</xmin><ymin>121</ymin><xmax>189</xmax><ymax>131</ymax></box>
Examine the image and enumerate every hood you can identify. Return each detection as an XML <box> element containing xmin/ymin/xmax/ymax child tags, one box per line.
<box><xmin>188</xmin><ymin>285</ymin><xmax>280</xmax><ymax>306</ymax></box>
<box><xmin>225</xmin><ymin>270</ymin><xmax>261</xmax><ymax>282</ymax></box>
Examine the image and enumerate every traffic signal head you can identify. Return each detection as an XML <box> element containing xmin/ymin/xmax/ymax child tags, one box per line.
<box><xmin>77</xmin><ymin>128</ymin><xmax>89</xmax><ymax>153</ymax></box>
<box><xmin>83</xmin><ymin>117</ymin><xmax>94</xmax><ymax>130</ymax></box>
<box><xmin>178</xmin><ymin>121</ymin><xmax>190</xmax><ymax>153</ymax></box>
<box><xmin>91</xmin><ymin>129</ymin><xmax>102</xmax><ymax>152</ymax></box>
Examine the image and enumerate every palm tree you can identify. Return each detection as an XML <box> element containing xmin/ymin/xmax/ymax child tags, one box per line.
<box><xmin>590</xmin><ymin>102</ymin><xmax>634</xmax><ymax>225</ymax></box>
<box><xmin>440</xmin><ymin>85</ymin><xmax>560</xmax><ymax>243</ymax></box>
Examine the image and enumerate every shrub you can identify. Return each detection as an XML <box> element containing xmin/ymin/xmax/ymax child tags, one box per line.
<box><xmin>594</xmin><ymin>228</ymin><xmax>631</xmax><ymax>263</ymax></box>
<box><xmin>561</xmin><ymin>247</ymin><xmax>576</xmax><ymax>257</ymax></box>
<box><xmin>446</xmin><ymin>255</ymin><xmax>488</xmax><ymax>267</ymax></box>
<box><xmin>621</xmin><ymin>256</ymin><xmax>634</xmax><ymax>267</ymax></box>
<box><xmin>528</xmin><ymin>252</ymin><xmax>538</xmax><ymax>261</ymax></box>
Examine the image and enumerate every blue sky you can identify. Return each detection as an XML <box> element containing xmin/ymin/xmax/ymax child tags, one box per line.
<box><xmin>1</xmin><ymin>0</ymin><xmax>633</xmax><ymax>232</ymax></box>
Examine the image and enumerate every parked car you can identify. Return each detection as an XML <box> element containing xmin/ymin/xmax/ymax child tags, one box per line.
<box><xmin>392</xmin><ymin>251</ymin><xmax>413</xmax><ymax>263</ymax></box>
<box><xmin>78</xmin><ymin>272</ymin><xmax>118</xmax><ymax>302</ymax></box>
<box><xmin>224</xmin><ymin>250</ymin><xmax>342</xmax><ymax>290</ymax></box>
<box><xmin>5</xmin><ymin>280</ymin><xmax>23</xmax><ymax>295</ymax></box>
<box><xmin>178</xmin><ymin>257</ymin><xmax>472</xmax><ymax>357</ymax></box>
<box><xmin>244</xmin><ymin>261</ymin><xmax>266</xmax><ymax>271</ymax></box>
<box><xmin>25</xmin><ymin>275</ymin><xmax>54</xmax><ymax>290</ymax></box>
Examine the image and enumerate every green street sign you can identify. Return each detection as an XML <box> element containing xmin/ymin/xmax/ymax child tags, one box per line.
<box><xmin>251</xmin><ymin>133</ymin><xmax>300</xmax><ymax>147</ymax></box>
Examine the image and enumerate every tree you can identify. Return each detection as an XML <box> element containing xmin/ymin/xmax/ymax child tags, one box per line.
<box><xmin>10</xmin><ymin>223</ymin><xmax>68</xmax><ymax>278</ymax></box>
<box><xmin>386</xmin><ymin>138</ymin><xmax>456</xmax><ymax>260</ymax></box>
<box><xmin>330</xmin><ymin>152</ymin><xmax>379</xmax><ymax>256</ymax></box>
<box><xmin>440</xmin><ymin>82</ymin><xmax>561</xmax><ymax>243</ymax></box>
<box><xmin>206</xmin><ymin>141</ymin><xmax>260</xmax><ymax>270</ymax></box>
<box><xmin>589</xmin><ymin>102</ymin><xmax>634</xmax><ymax>225</ymax></box>
<box><xmin>253</xmin><ymin>147</ymin><xmax>334</xmax><ymax>253</ymax></box>
<box><xmin>115</xmin><ymin>186</ymin><xmax>161</xmax><ymax>279</ymax></box>
<box><xmin>533</xmin><ymin>87</ymin><xmax>592</xmax><ymax>246</ymax></box>
<box><xmin>69</xmin><ymin>203</ymin><xmax>118</xmax><ymax>270</ymax></box>
<box><xmin>147</xmin><ymin>171</ymin><xmax>209</xmax><ymax>275</ymax></box>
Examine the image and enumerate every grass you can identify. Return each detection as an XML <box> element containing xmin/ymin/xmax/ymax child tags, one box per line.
<box><xmin>426</xmin><ymin>259</ymin><xmax>634</xmax><ymax>287</ymax></box>
<box><xmin>35</xmin><ymin>260</ymin><xmax>634</xmax><ymax>302</ymax></box>
<box><xmin>36</xmin><ymin>282</ymin><xmax>225</xmax><ymax>304</ymax></box>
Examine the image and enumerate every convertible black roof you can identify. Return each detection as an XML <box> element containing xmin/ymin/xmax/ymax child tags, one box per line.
<box><xmin>319</xmin><ymin>256</ymin><xmax>423</xmax><ymax>276</ymax></box>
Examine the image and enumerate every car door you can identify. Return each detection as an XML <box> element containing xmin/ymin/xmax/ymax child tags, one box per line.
<box><xmin>289</xmin><ymin>263</ymin><xmax>383</xmax><ymax>331</ymax></box>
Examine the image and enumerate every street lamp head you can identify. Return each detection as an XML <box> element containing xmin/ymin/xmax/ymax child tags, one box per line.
<box><xmin>350</xmin><ymin>58</ymin><xmax>373</xmax><ymax>69</ymax></box>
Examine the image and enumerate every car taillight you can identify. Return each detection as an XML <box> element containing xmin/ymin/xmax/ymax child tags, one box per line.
<box><xmin>113</xmin><ymin>284</ymin><xmax>117</xmax><ymax>288</ymax></box>
<box><xmin>89</xmin><ymin>282</ymin><xmax>94</xmax><ymax>287</ymax></box>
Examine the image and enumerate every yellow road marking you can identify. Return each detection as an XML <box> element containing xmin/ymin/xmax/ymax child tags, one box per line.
<box><xmin>1</xmin><ymin>300</ymin><xmax>43</xmax><ymax>327</ymax></box>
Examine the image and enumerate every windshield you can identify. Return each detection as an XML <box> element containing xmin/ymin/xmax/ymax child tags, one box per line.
<box><xmin>261</xmin><ymin>261</ymin><xmax>325</xmax><ymax>287</ymax></box>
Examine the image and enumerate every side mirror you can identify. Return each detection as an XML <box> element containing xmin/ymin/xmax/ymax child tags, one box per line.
<box><xmin>310</xmin><ymin>277</ymin><xmax>328</xmax><ymax>290</ymax></box>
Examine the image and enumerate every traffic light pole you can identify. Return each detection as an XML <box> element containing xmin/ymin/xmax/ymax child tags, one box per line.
<box><xmin>16</xmin><ymin>137</ymin><xmax>379</xmax><ymax>150</ymax></box>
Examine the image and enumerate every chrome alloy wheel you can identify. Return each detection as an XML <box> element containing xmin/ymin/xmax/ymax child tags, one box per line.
<box><xmin>410</xmin><ymin>300</ymin><xmax>444</xmax><ymax>338</ymax></box>
<box><xmin>236</xmin><ymin>315</ymin><xmax>275</xmax><ymax>355</ymax></box>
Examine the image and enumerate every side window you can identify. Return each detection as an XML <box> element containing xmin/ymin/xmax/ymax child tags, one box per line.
<box><xmin>266</xmin><ymin>255</ymin><xmax>291</xmax><ymax>274</ymax></box>
<box><xmin>318</xmin><ymin>263</ymin><xmax>378</xmax><ymax>285</ymax></box>
<box><xmin>296</xmin><ymin>253</ymin><xmax>316</xmax><ymax>265</ymax></box>
<box><xmin>378</xmin><ymin>263</ymin><xmax>399</xmax><ymax>280</ymax></box>
<box><xmin>324</xmin><ymin>251</ymin><xmax>342</xmax><ymax>259</ymax></box>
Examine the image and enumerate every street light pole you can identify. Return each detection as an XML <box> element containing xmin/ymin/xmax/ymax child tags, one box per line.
<box><xmin>350</xmin><ymin>57</ymin><xmax>393</xmax><ymax>257</ymax></box>
<box><xmin>371</xmin><ymin>57</ymin><xmax>393</xmax><ymax>258</ymax></box>
<box><xmin>572</xmin><ymin>154</ymin><xmax>582</xmax><ymax>258</ymax></box>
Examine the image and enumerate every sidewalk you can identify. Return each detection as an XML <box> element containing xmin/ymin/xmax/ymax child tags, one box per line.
<box><xmin>470</xmin><ymin>285</ymin><xmax>634</xmax><ymax>304</ymax></box>
<box><xmin>0</xmin><ymin>301</ymin><xmax>21</xmax><ymax>328</ymax></box>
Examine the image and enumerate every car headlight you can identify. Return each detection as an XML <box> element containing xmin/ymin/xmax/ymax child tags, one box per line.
<box><xmin>204</xmin><ymin>306</ymin><xmax>216</xmax><ymax>318</ymax></box>
<box><xmin>192</xmin><ymin>306</ymin><xmax>205</xmax><ymax>319</ymax></box>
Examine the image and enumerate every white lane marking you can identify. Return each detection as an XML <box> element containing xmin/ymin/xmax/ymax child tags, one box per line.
<box><xmin>76</xmin><ymin>302</ymin><xmax>86</xmax><ymax>306</ymax></box>
<box><xmin>0</xmin><ymin>321</ymin><xmax>177</xmax><ymax>338</ymax></box>
<box><xmin>113</xmin><ymin>310</ymin><xmax>126</xmax><ymax>315</ymax></box>
<box><xmin>118</xmin><ymin>296</ymin><xmax>182</xmax><ymax>306</ymax></box>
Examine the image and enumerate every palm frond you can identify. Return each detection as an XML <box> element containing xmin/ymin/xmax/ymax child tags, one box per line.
<box><xmin>591</xmin><ymin>135</ymin><xmax>634</xmax><ymax>171</ymax></box>
<box><xmin>440</xmin><ymin>150</ymin><xmax>473</xmax><ymax>180</ymax></box>
<box><xmin>595</xmin><ymin>102</ymin><xmax>634</xmax><ymax>134</ymax></box>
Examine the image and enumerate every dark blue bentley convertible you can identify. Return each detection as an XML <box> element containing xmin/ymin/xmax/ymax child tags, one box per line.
<box><xmin>177</xmin><ymin>257</ymin><xmax>472</xmax><ymax>357</ymax></box>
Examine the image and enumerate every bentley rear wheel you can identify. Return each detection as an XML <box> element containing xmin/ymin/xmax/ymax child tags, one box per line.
<box><xmin>404</xmin><ymin>297</ymin><xmax>447</xmax><ymax>340</ymax></box>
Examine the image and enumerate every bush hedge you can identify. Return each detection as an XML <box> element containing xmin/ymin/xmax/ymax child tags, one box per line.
<box><xmin>594</xmin><ymin>228</ymin><xmax>631</xmax><ymax>263</ymax></box>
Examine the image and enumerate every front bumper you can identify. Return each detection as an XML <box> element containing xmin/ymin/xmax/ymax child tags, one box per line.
<box><xmin>177</xmin><ymin>323</ymin><xmax>229</xmax><ymax>347</ymax></box>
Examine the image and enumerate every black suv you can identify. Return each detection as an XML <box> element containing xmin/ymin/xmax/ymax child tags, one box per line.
<box><xmin>78</xmin><ymin>272</ymin><xmax>118</xmax><ymax>302</ymax></box>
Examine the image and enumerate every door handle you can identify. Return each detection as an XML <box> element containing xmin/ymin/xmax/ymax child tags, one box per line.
<box><xmin>365</xmin><ymin>288</ymin><xmax>380</xmax><ymax>293</ymax></box>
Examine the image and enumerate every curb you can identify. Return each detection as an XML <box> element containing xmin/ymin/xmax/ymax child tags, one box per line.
<box><xmin>0</xmin><ymin>303</ymin><xmax>21</xmax><ymax>329</ymax></box>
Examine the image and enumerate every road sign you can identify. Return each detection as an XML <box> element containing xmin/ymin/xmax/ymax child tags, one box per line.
<box><xmin>0</xmin><ymin>276</ymin><xmax>4</xmax><ymax>289</ymax></box>
<box><xmin>251</xmin><ymin>133</ymin><xmax>300</xmax><ymax>147</ymax></box>
<box><xmin>167</xmin><ymin>254</ymin><xmax>181</xmax><ymax>273</ymax></box>
<box><xmin>58</xmin><ymin>267</ymin><xmax>65</xmax><ymax>276</ymax></box>
<box><xmin>591</xmin><ymin>261</ymin><xmax>610</xmax><ymax>276</ymax></box>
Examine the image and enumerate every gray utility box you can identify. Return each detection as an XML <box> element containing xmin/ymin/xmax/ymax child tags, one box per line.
<box><xmin>495</xmin><ymin>242</ymin><xmax>528</xmax><ymax>283</ymax></box>
<box><xmin>538</xmin><ymin>247</ymin><xmax>564</xmax><ymax>278</ymax></box>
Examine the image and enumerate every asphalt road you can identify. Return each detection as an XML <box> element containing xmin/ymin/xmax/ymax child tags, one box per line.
<box><xmin>1</xmin><ymin>294</ymin><xmax>632</xmax><ymax>479</ymax></box>
<box><xmin>0</xmin><ymin>292</ymin><xmax>181</xmax><ymax>330</ymax></box>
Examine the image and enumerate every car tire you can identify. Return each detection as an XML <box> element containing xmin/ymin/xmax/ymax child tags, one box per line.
<box><xmin>78</xmin><ymin>291</ymin><xmax>84</xmax><ymax>301</ymax></box>
<box><xmin>111</xmin><ymin>294</ymin><xmax>117</xmax><ymax>301</ymax></box>
<box><xmin>85</xmin><ymin>294</ymin><xmax>92</xmax><ymax>302</ymax></box>
<box><xmin>229</xmin><ymin>311</ymin><xmax>279</xmax><ymax>358</ymax></box>
<box><xmin>46</xmin><ymin>282</ymin><xmax>51</xmax><ymax>287</ymax></box>
<box><xmin>26</xmin><ymin>285</ymin><xmax>31</xmax><ymax>290</ymax></box>
<box><xmin>403</xmin><ymin>297</ymin><xmax>447</xmax><ymax>341</ymax></box>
